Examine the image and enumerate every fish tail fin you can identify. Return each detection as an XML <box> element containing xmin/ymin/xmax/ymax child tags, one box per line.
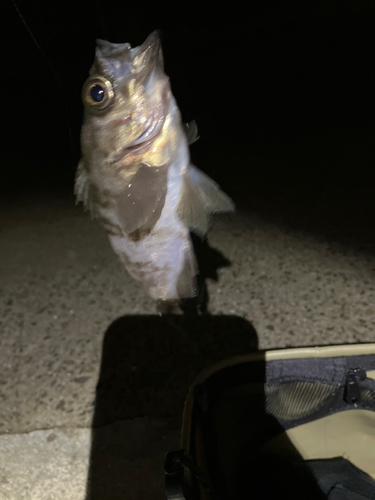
<box><xmin>176</xmin><ymin>243</ymin><xmax>198</xmax><ymax>298</ymax></box>
<box><xmin>176</xmin><ymin>165</ymin><xmax>235</xmax><ymax>237</ymax></box>
<box><xmin>156</xmin><ymin>299</ymin><xmax>181</xmax><ymax>315</ymax></box>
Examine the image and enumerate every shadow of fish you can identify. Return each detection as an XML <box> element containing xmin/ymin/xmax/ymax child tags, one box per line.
<box><xmin>75</xmin><ymin>31</ymin><xmax>234</xmax><ymax>308</ymax></box>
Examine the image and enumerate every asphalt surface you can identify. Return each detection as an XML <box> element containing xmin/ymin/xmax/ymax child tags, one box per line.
<box><xmin>1</xmin><ymin>132</ymin><xmax>375</xmax><ymax>498</ymax></box>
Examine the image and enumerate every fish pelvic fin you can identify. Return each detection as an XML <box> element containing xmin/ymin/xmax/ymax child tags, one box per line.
<box><xmin>176</xmin><ymin>165</ymin><xmax>235</xmax><ymax>237</ymax></box>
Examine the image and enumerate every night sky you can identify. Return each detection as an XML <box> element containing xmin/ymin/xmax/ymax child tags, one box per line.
<box><xmin>3</xmin><ymin>0</ymin><xmax>375</xmax><ymax>233</ymax></box>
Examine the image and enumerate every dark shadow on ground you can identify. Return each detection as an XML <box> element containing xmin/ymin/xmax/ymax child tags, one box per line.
<box><xmin>189</xmin><ymin>233</ymin><xmax>231</xmax><ymax>313</ymax></box>
<box><xmin>85</xmin><ymin>314</ymin><xmax>258</xmax><ymax>499</ymax></box>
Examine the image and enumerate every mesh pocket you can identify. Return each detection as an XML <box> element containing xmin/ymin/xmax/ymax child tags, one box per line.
<box><xmin>360</xmin><ymin>388</ymin><xmax>375</xmax><ymax>408</ymax></box>
<box><xmin>265</xmin><ymin>381</ymin><xmax>340</xmax><ymax>422</ymax></box>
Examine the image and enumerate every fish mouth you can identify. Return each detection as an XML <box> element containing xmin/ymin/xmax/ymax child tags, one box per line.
<box><xmin>112</xmin><ymin>85</ymin><xmax>169</xmax><ymax>162</ymax></box>
<box><xmin>113</xmin><ymin>117</ymin><xmax>163</xmax><ymax>160</ymax></box>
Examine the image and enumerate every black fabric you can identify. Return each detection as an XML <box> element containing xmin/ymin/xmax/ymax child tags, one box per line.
<box><xmin>266</xmin><ymin>355</ymin><xmax>375</xmax><ymax>387</ymax></box>
<box><xmin>232</xmin><ymin>456</ymin><xmax>375</xmax><ymax>499</ymax></box>
<box><xmin>231</xmin><ymin>452</ymin><xmax>327</xmax><ymax>500</ymax></box>
<box><xmin>307</xmin><ymin>458</ymin><xmax>375</xmax><ymax>499</ymax></box>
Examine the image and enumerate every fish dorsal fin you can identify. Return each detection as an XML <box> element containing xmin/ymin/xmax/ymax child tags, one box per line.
<box><xmin>176</xmin><ymin>165</ymin><xmax>235</xmax><ymax>237</ymax></box>
<box><xmin>183</xmin><ymin>121</ymin><xmax>200</xmax><ymax>146</ymax></box>
<box><xmin>115</xmin><ymin>163</ymin><xmax>169</xmax><ymax>237</ymax></box>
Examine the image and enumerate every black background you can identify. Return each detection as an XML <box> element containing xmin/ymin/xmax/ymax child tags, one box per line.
<box><xmin>3</xmin><ymin>0</ymin><xmax>375</xmax><ymax>240</ymax></box>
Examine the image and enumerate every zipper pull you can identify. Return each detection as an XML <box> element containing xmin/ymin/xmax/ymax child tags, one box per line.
<box><xmin>344</xmin><ymin>367</ymin><xmax>366</xmax><ymax>406</ymax></box>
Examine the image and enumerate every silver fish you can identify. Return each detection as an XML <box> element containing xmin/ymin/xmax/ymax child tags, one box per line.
<box><xmin>75</xmin><ymin>31</ymin><xmax>234</xmax><ymax>307</ymax></box>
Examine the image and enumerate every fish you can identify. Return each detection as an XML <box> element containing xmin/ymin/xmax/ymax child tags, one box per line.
<box><xmin>75</xmin><ymin>31</ymin><xmax>234</xmax><ymax>309</ymax></box>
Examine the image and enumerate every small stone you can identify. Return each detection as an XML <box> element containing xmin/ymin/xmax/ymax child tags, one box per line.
<box><xmin>46</xmin><ymin>433</ymin><xmax>56</xmax><ymax>442</ymax></box>
<box><xmin>56</xmin><ymin>400</ymin><xmax>65</xmax><ymax>410</ymax></box>
<box><xmin>73</xmin><ymin>376</ymin><xmax>90</xmax><ymax>384</ymax></box>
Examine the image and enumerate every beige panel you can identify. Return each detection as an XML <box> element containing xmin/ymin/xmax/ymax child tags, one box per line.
<box><xmin>263</xmin><ymin>409</ymin><xmax>375</xmax><ymax>479</ymax></box>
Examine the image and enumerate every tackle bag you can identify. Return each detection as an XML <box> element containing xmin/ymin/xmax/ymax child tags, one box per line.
<box><xmin>165</xmin><ymin>344</ymin><xmax>375</xmax><ymax>499</ymax></box>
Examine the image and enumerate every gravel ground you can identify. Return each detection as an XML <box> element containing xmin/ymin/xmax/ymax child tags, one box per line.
<box><xmin>0</xmin><ymin>185</ymin><xmax>374</xmax><ymax>499</ymax></box>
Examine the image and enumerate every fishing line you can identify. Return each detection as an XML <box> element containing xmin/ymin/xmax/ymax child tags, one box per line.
<box><xmin>11</xmin><ymin>0</ymin><xmax>76</xmax><ymax>169</ymax></box>
<box><xmin>96</xmin><ymin>0</ymin><xmax>107</xmax><ymax>39</ymax></box>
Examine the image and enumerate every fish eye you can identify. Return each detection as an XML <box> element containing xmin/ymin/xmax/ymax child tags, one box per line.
<box><xmin>90</xmin><ymin>84</ymin><xmax>104</xmax><ymax>102</ymax></box>
<box><xmin>82</xmin><ymin>76</ymin><xmax>114</xmax><ymax>110</ymax></box>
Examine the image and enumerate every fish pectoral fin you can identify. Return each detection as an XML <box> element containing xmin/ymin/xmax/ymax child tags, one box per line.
<box><xmin>183</xmin><ymin>120</ymin><xmax>200</xmax><ymax>146</ymax></box>
<box><xmin>176</xmin><ymin>165</ymin><xmax>235</xmax><ymax>237</ymax></box>
<box><xmin>115</xmin><ymin>162</ymin><xmax>169</xmax><ymax>235</ymax></box>
<box><xmin>74</xmin><ymin>160</ymin><xmax>98</xmax><ymax>219</ymax></box>
<box><xmin>74</xmin><ymin>160</ymin><xmax>90</xmax><ymax>206</ymax></box>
